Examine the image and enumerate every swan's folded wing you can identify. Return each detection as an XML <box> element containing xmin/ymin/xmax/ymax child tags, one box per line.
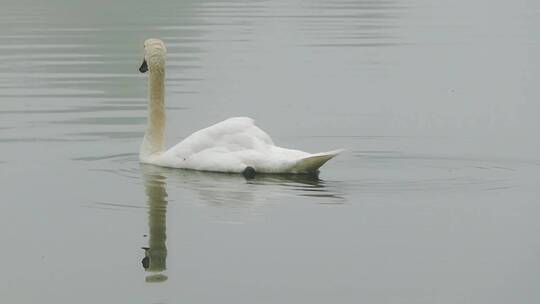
<box><xmin>166</xmin><ymin>116</ymin><xmax>274</xmax><ymax>158</ymax></box>
<box><xmin>162</xmin><ymin>117</ymin><xmax>342</xmax><ymax>174</ymax></box>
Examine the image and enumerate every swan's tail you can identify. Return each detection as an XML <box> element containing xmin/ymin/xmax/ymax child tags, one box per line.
<box><xmin>292</xmin><ymin>149</ymin><xmax>343</xmax><ymax>174</ymax></box>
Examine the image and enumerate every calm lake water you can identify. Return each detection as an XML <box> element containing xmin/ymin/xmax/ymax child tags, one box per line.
<box><xmin>1</xmin><ymin>0</ymin><xmax>539</xmax><ymax>303</ymax></box>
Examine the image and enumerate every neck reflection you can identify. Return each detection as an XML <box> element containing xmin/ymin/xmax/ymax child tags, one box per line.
<box><xmin>141</xmin><ymin>165</ymin><xmax>168</xmax><ymax>283</ymax></box>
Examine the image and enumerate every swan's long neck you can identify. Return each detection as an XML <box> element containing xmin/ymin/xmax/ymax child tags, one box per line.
<box><xmin>140</xmin><ymin>59</ymin><xmax>166</xmax><ymax>160</ymax></box>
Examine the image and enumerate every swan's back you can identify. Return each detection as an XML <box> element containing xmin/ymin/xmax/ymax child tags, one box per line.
<box><xmin>168</xmin><ymin>117</ymin><xmax>274</xmax><ymax>156</ymax></box>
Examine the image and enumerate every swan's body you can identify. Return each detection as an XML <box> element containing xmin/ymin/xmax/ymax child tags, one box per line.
<box><xmin>139</xmin><ymin>39</ymin><xmax>341</xmax><ymax>175</ymax></box>
<box><xmin>144</xmin><ymin>116</ymin><xmax>341</xmax><ymax>173</ymax></box>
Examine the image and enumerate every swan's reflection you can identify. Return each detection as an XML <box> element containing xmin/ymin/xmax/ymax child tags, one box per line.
<box><xmin>139</xmin><ymin>163</ymin><xmax>344</xmax><ymax>206</ymax></box>
<box><xmin>141</xmin><ymin>164</ymin><xmax>168</xmax><ymax>283</ymax></box>
<box><xmin>137</xmin><ymin>165</ymin><xmax>344</xmax><ymax>281</ymax></box>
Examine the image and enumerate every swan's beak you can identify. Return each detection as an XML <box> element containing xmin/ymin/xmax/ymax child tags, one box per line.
<box><xmin>139</xmin><ymin>59</ymin><xmax>148</xmax><ymax>73</ymax></box>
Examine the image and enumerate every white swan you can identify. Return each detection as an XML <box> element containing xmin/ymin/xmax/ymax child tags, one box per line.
<box><xmin>138</xmin><ymin>38</ymin><xmax>341</xmax><ymax>176</ymax></box>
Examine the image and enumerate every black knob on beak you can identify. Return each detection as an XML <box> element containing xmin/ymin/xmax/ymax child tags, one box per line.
<box><xmin>139</xmin><ymin>59</ymin><xmax>148</xmax><ymax>73</ymax></box>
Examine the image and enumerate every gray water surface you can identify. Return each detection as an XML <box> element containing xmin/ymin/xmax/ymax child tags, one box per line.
<box><xmin>1</xmin><ymin>0</ymin><xmax>539</xmax><ymax>303</ymax></box>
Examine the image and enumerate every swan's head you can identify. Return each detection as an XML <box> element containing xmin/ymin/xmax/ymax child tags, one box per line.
<box><xmin>139</xmin><ymin>38</ymin><xmax>167</xmax><ymax>74</ymax></box>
